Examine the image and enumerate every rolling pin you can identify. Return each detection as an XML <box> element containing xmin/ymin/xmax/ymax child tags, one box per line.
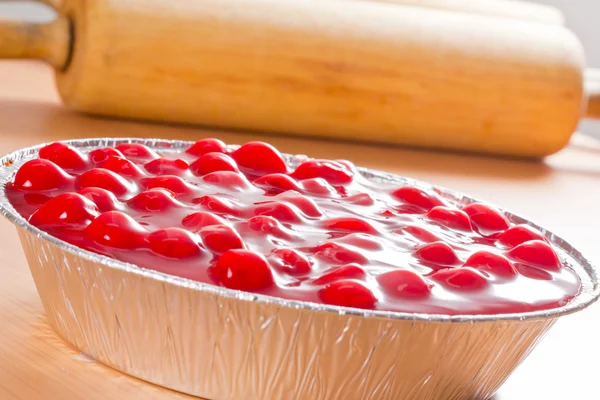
<box><xmin>1</xmin><ymin>0</ymin><xmax>598</xmax><ymax>157</ymax></box>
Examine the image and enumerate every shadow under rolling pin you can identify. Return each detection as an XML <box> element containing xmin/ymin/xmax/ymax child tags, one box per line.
<box><xmin>1</xmin><ymin>0</ymin><xmax>599</xmax><ymax>158</ymax></box>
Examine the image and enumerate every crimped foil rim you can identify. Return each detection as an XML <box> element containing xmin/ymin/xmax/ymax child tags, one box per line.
<box><xmin>0</xmin><ymin>137</ymin><xmax>597</xmax><ymax>323</ymax></box>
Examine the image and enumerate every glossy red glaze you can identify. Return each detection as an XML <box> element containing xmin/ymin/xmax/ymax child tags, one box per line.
<box><xmin>5</xmin><ymin>140</ymin><xmax>582</xmax><ymax>315</ymax></box>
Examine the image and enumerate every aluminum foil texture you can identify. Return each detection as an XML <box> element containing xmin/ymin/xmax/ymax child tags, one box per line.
<box><xmin>2</xmin><ymin>139</ymin><xmax>598</xmax><ymax>400</ymax></box>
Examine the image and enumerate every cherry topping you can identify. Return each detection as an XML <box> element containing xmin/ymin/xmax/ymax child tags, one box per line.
<box><xmin>323</xmin><ymin>217</ymin><xmax>377</xmax><ymax>234</ymax></box>
<box><xmin>336</xmin><ymin>233</ymin><xmax>384</xmax><ymax>251</ymax></box>
<box><xmin>427</xmin><ymin>206</ymin><xmax>472</xmax><ymax>231</ymax></box>
<box><xmin>141</xmin><ymin>175</ymin><xmax>196</xmax><ymax>196</ymax></box>
<box><xmin>415</xmin><ymin>241</ymin><xmax>460</xmax><ymax>265</ymax></box>
<box><xmin>344</xmin><ymin>193</ymin><xmax>375</xmax><ymax>206</ymax></box>
<box><xmin>313</xmin><ymin>263</ymin><xmax>366</xmax><ymax>285</ymax></box>
<box><xmin>78</xmin><ymin>187</ymin><xmax>120</xmax><ymax>212</ymax></box>
<box><xmin>378</xmin><ymin>270</ymin><xmax>432</xmax><ymax>298</ymax></box>
<box><xmin>431</xmin><ymin>267</ymin><xmax>488</xmax><ymax>291</ymax></box>
<box><xmin>99</xmin><ymin>156</ymin><xmax>145</xmax><ymax>179</ymax></box>
<box><xmin>318</xmin><ymin>280</ymin><xmax>377</xmax><ymax>309</ymax></box>
<box><xmin>232</xmin><ymin>141</ymin><xmax>288</xmax><ymax>175</ymax></box>
<box><xmin>145</xmin><ymin>158</ymin><xmax>189</xmax><ymax>176</ymax></box>
<box><xmin>12</xmin><ymin>159</ymin><xmax>73</xmax><ymax>191</ymax></box>
<box><xmin>186</xmin><ymin>138</ymin><xmax>227</xmax><ymax>157</ymax></box>
<box><xmin>89</xmin><ymin>147</ymin><xmax>125</xmax><ymax>163</ymax></box>
<box><xmin>148</xmin><ymin>228</ymin><xmax>202</xmax><ymax>259</ymax></box>
<box><xmin>199</xmin><ymin>224</ymin><xmax>244</xmax><ymax>253</ymax></box>
<box><xmin>311</xmin><ymin>242</ymin><xmax>369</xmax><ymax>265</ymax></box>
<box><xmin>277</xmin><ymin>193</ymin><xmax>322</xmax><ymax>217</ymax></box>
<box><xmin>292</xmin><ymin>160</ymin><xmax>353</xmax><ymax>185</ymax></box>
<box><xmin>300</xmin><ymin>178</ymin><xmax>337</xmax><ymax>196</ymax></box>
<box><xmin>246</xmin><ymin>215</ymin><xmax>294</xmax><ymax>239</ymax></box>
<box><xmin>271</xmin><ymin>249</ymin><xmax>312</xmax><ymax>276</ymax></box>
<box><xmin>498</xmin><ymin>225</ymin><xmax>547</xmax><ymax>248</ymax></box>
<box><xmin>213</xmin><ymin>249</ymin><xmax>274</xmax><ymax>291</ymax></box>
<box><xmin>254</xmin><ymin>202</ymin><xmax>304</xmax><ymax>223</ymax></box>
<box><xmin>115</xmin><ymin>143</ymin><xmax>159</xmax><ymax>161</ymax></box>
<box><xmin>193</xmin><ymin>195</ymin><xmax>245</xmax><ymax>217</ymax></box>
<box><xmin>202</xmin><ymin>171</ymin><xmax>250</xmax><ymax>191</ymax></box>
<box><xmin>507</xmin><ymin>240</ymin><xmax>560</xmax><ymax>271</ymax></box>
<box><xmin>75</xmin><ymin>168</ymin><xmax>133</xmax><ymax>196</ymax></box>
<box><xmin>128</xmin><ymin>189</ymin><xmax>182</xmax><ymax>212</ymax></box>
<box><xmin>38</xmin><ymin>142</ymin><xmax>89</xmax><ymax>171</ymax></box>
<box><xmin>464</xmin><ymin>251</ymin><xmax>517</xmax><ymax>278</ymax></box>
<box><xmin>28</xmin><ymin>193</ymin><xmax>99</xmax><ymax>228</ymax></box>
<box><xmin>189</xmin><ymin>152</ymin><xmax>239</xmax><ymax>176</ymax></box>
<box><xmin>253</xmin><ymin>173</ymin><xmax>302</xmax><ymax>193</ymax></box>
<box><xmin>182</xmin><ymin>212</ymin><xmax>226</xmax><ymax>231</ymax></box>
<box><xmin>394</xmin><ymin>225</ymin><xmax>441</xmax><ymax>243</ymax></box>
<box><xmin>24</xmin><ymin>193</ymin><xmax>51</xmax><ymax>206</ymax></box>
<box><xmin>84</xmin><ymin>211</ymin><xmax>147</xmax><ymax>249</ymax></box>
<box><xmin>462</xmin><ymin>203</ymin><xmax>509</xmax><ymax>236</ymax></box>
<box><xmin>391</xmin><ymin>186</ymin><xmax>445</xmax><ymax>211</ymax></box>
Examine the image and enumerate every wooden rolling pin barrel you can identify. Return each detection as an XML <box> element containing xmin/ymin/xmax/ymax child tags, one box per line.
<box><xmin>1</xmin><ymin>0</ymin><xmax>599</xmax><ymax>157</ymax></box>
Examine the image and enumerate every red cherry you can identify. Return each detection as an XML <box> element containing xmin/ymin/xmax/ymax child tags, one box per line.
<box><xmin>277</xmin><ymin>193</ymin><xmax>322</xmax><ymax>217</ymax></box>
<box><xmin>394</xmin><ymin>225</ymin><xmax>441</xmax><ymax>243</ymax></box>
<box><xmin>507</xmin><ymin>240</ymin><xmax>560</xmax><ymax>271</ymax></box>
<box><xmin>189</xmin><ymin>152</ymin><xmax>239</xmax><ymax>176</ymax></box>
<box><xmin>202</xmin><ymin>171</ymin><xmax>250</xmax><ymax>191</ymax></box>
<box><xmin>514</xmin><ymin>263</ymin><xmax>553</xmax><ymax>281</ymax></box>
<box><xmin>38</xmin><ymin>142</ymin><xmax>89</xmax><ymax>171</ymax></box>
<box><xmin>28</xmin><ymin>193</ymin><xmax>99</xmax><ymax>228</ymax></box>
<box><xmin>253</xmin><ymin>173</ymin><xmax>302</xmax><ymax>193</ymax></box>
<box><xmin>311</xmin><ymin>242</ymin><xmax>369</xmax><ymax>265</ymax></box>
<box><xmin>344</xmin><ymin>193</ymin><xmax>375</xmax><ymax>206</ymax></box>
<box><xmin>464</xmin><ymin>251</ymin><xmax>517</xmax><ymax>278</ymax></box>
<box><xmin>427</xmin><ymin>206</ymin><xmax>472</xmax><ymax>231</ymax></box>
<box><xmin>318</xmin><ymin>280</ymin><xmax>377</xmax><ymax>309</ymax></box>
<box><xmin>336</xmin><ymin>233</ymin><xmax>384</xmax><ymax>251</ymax></box>
<box><xmin>89</xmin><ymin>147</ymin><xmax>125</xmax><ymax>163</ymax></box>
<box><xmin>24</xmin><ymin>193</ymin><xmax>51</xmax><ymax>206</ymax></box>
<box><xmin>378</xmin><ymin>270</ymin><xmax>432</xmax><ymax>298</ymax></box>
<box><xmin>12</xmin><ymin>159</ymin><xmax>73</xmax><ymax>191</ymax></box>
<box><xmin>323</xmin><ymin>217</ymin><xmax>377</xmax><ymax>234</ymax></box>
<box><xmin>115</xmin><ymin>143</ymin><xmax>159</xmax><ymax>161</ymax></box>
<box><xmin>84</xmin><ymin>211</ymin><xmax>147</xmax><ymax>249</ymax></box>
<box><xmin>99</xmin><ymin>156</ymin><xmax>145</xmax><ymax>179</ymax></box>
<box><xmin>200</xmin><ymin>224</ymin><xmax>245</xmax><ymax>253</ymax></box>
<box><xmin>128</xmin><ymin>189</ymin><xmax>182</xmax><ymax>212</ymax></box>
<box><xmin>231</xmin><ymin>141</ymin><xmax>288</xmax><ymax>175</ymax></box>
<box><xmin>145</xmin><ymin>158</ymin><xmax>189</xmax><ymax>176</ymax></box>
<box><xmin>75</xmin><ymin>168</ymin><xmax>133</xmax><ymax>196</ymax></box>
<box><xmin>313</xmin><ymin>264</ymin><xmax>366</xmax><ymax>285</ymax></box>
<box><xmin>213</xmin><ymin>249</ymin><xmax>274</xmax><ymax>291</ymax></box>
<box><xmin>182</xmin><ymin>212</ymin><xmax>226</xmax><ymax>231</ymax></box>
<box><xmin>431</xmin><ymin>267</ymin><xmax>488</xmax><ymax>291</ymax></box>
<box><xmin>498</xmin><ymin>225</ymin><xmax>548</xmax><ymax>248</ymax></box>
<box><xmin>462</xmin><ymin>203</ymin><xmax>509</xmax><ymax>236</ymax></box>
<box><xmin>253</xmin><ymin>201</ymin><xmax>304</xmax><ymax>223</ymax></box>
<box><xmin>148</xmin><ymin>228</ymin><xmax>202</xmax><ymax>259</ymax></box>
<box><xmin>292</xmin><ymin>160</ymin><xmax>353</xmax><ymax>185</ymax></box>
<box><xmin>193</xmin><ymin>195</ymin><xmax>245</xmax><ymax>217</ymax></box>
<box><xmin>247</xmin><ymin>215</ymin><xmax>294</xmax><ymax>239</ymax></box>
<box><xmin>186</xmin><ymin>138</ymin><xmax>227</xmax><ymax>157</ymax></box>
<box><xmin>299</xmin><ymin>178</ymin><xmax>337</xmax><ymax>196</ymax></box>
<box><xmin>271</xmin><ymin>249</ymin><xmax>312</xmax><ymax>276</ymax></box>
<box><xmin>78</xmin><ymin>187</ymin><xmax>119</xmax><ymax>212</ymax></box>
<box><xmin>415</xmin><ymin>241</ymin><xmax>460</xmax><ymax>265</ymax></box>
<box><xmin>140</xmin><ymin>175</ymin><xmax>196</xmax><ymax>196</ymax></box>
<box><xmin>391</xmin><ymin>186</ymin><xmax>445</xmax><ymax>211</ymax></box>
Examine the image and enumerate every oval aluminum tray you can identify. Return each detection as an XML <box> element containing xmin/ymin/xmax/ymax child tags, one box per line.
<box><xmin>1</xmin><ymin>138</ymin><xmax>598</xmax><ymax>400</ymax></box>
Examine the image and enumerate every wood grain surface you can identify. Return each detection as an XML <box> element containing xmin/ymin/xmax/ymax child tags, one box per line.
<box><xmin>0</xmin><ymin>61</ymin><xmax>599</xmax><ymax>399</ymax></box>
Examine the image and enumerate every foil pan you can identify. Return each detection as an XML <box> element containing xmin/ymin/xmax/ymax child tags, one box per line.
<box><xmin>0</xmin><ymin>138</ymin><xmax>598</xmax><ymax>400</ymax></box>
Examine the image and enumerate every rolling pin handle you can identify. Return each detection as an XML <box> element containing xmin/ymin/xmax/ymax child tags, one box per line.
<box><xmin>0</xmin><ymin>16</ymin><xmax>71</xmax><ymax>70</ymax></box>
<box><xmin>585</xmin><ymin>68</ymin><xmax>600</xmax><ymax>120</ymax></box>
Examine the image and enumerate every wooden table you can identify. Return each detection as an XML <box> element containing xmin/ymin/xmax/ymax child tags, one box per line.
<box><xmin>0</xmin><ymin>61</ymin><xmax>598</xmax><ymax>400</ymax></box>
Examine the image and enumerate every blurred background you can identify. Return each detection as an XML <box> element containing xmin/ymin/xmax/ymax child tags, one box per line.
<box><xmin>1</xmin><ymin>0</ymin><xmax>599</xmax><ymax>139</ymax></box>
